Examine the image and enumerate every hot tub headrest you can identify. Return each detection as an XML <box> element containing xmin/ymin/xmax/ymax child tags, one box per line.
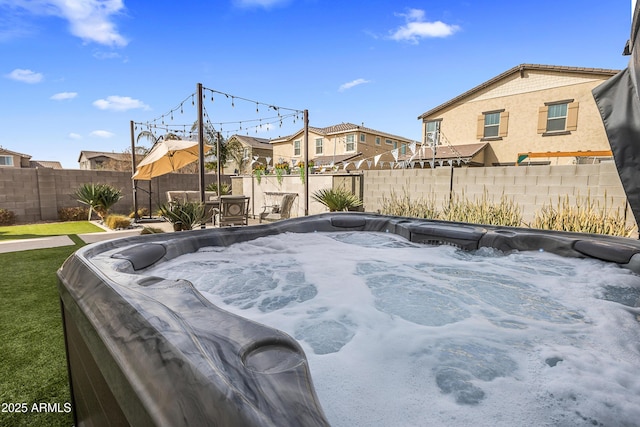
<box><xmin>111</xmin><ymin>243</ymin><xmax>167</xmax><ymax>271</ymax></box>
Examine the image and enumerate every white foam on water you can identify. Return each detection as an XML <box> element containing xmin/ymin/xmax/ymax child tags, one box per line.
<box><xmin>147</xmin><ymin>231</ymin><xmax>640</xmax><ymax>427</ymax></box>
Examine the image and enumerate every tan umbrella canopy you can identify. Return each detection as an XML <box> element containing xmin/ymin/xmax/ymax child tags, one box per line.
<box><xmin>132</xmin><ymin>139</ymin><xmax>212</xmax><ymax>180</ymax></box>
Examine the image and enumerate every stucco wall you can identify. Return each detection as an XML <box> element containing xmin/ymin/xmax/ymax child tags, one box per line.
<box><xmin>233</xmin><ymin>173</ymin><xmax>362</xmax><ymax>218</ymax></box>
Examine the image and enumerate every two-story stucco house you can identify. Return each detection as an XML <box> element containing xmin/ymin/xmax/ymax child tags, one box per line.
<box><xmin>270</xmin><ymin>122</ymin><xmax>418</xmax><ymax>170</ymax></box>
<box><xmin>417</xmin><ymin>64</ymin><xmax>620</xmax><ymax>166</ymax></box>
<box><xmin>78</xmin><ymin>150</ymin><xmax>135</xmax><ymax>170</ymax></box>
<box><xmin>0</xmin><ymin>147</ymin><xmax>62</xmax><ymax>169</ymax></box>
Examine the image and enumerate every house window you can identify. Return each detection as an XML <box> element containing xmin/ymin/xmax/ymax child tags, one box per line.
<box><xmin>360</xmin><ymin>133</ymin><xmax>366</xmax><ymax>142</ymax></box>
<box><xmin>547</xmin><ymin>103</ymin><xmax>567</xmax><ymax>132</ymax></box>
<box><xmin>538</xmin><ymin>100</ymin><xmax>578</xmax><ymax>135</ymax></box>
<box><xmin>294</xmin><ymin>140</ymin><xmax>301</xmax><ymax>156</ymax></box>
<box><xmin>346</xmin><ymin>134</ymin><xmax>355</xmax><ymax>152</ymax></box>
<box><xmin>385</xmin><ymin>139</ymin><xmax>393</xmax><ymax>145</ymax></box>
<box><xmin>243</xmin><ymin>148</ymin><xmax>250</xmax><ymax>160</ymax></box>
<box><xmin>400</xmin><ymin>143</ymin><xmax>407</xmax><ymax>155</ymax></box>
<box><xmin>484</xmin><ymin>112</ymin><xmax>500</xmax><ymax>137</ymax></box>
<box><xmin>315</xmin><ymin>138</ymin><xmax>323</xmax><ymax>155</ymax></box>
<box><xmin>426</xmin><ymin>120</ymin><xmax>441</xmax><ymax>145</ymax></box>
<box><xmin>477</xmin><ymin>110</ymin><xmax>508</xmax><ymax>139</ymax></box>
<box><xmin>376</xmin><ymin>137</ymin><xmax>381</xmax><ymax>145</ymax></box>
<box><xmin>0</xmin><ymin>155</ymin><xmax>13</xmax><ymax>166</ymax></box>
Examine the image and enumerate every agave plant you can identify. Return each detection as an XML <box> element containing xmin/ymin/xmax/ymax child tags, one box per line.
<box><xmin>74</xmin><ymin>183</ymin><xmax>123</xmax><ymax>221</ymax></box>
<box><xmin>158</xmin><ymin>200</ymin><xmax>206</xmax><ymax>231</ymax></box>
<box><xmin>205</xmin><ymin>182</ymin><xmax>232</xmax><ymax>195</ymax></box>
<box><xmin>312</xmin><ymin>187</ymin><xmax>363</xmax><ymax>212</ymax></box>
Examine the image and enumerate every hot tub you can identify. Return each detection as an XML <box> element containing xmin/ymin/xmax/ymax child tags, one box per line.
<box><xmin>57</xmin><ymin>213</ymin><xmax>640</xmax><ymax>426</ymax></box>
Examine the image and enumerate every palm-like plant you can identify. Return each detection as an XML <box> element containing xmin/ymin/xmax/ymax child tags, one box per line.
<box><xmin>312</xmin><ymin>187</ymin><xmax>363</xmax><ymax>212</ymax></box>
<box><xmin>190</xmin><ymin>123</ymin><xmax>243</xmax><ymax>173</ymax></box>
<box><xmin>74</xmin><ymin>183</ymin><xmax>123</xmax><ymax>220</ymax></box>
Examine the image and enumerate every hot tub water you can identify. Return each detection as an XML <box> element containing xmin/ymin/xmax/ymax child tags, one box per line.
<box><xmin>146</xmin><ymin>231</ymin><xmax>640</xmax><ymax>427</ymax></box>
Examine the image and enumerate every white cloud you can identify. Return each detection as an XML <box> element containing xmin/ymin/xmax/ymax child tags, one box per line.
<box><xmin>50</xmin><ymin>91</ymin><xmax>77</xmax><ymax>100</ymax></box>
<box><xmin>390</xmin><ymin>8</ymin><xmax>459</xmax><ymax>43</ymax></box>
<box><xmin>5</xmin><ymin>68</ymin><xmax>43</xmax><ymax>83</ymax></box>
<box><xmin>90</xmin><ymin>130</ymin><xmax>114</xmax><ymax>138</ymax></box>
<box><xmin>339</xmin><ymin>78</ymin><xmax>371</xmax><ymax>92</ymax></box>
<box><xmin>233</xmin><ymin>0</ymin><xmax>290</xmax><ymax>8</ymax></box>
<box><xmin>93</xmin><ymin>50</ymin><xmax>121</xmax><ymax>60</ymax></box>
<box><xmin>68</xmin><ymin>132</ymin><xmax>82</xmax><ymax>139</ymax></box>
<box><xmin>2</xmin><ymin>0</ymin><xmax>127</xmax><ymax>47</ymax></box>
<box><xmin>92</xmin><ymin>95</ymin><xmax>149</xmax><ymax>111</ymax></box>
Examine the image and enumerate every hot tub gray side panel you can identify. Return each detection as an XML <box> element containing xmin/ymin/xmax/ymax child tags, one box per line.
<box><xmin>57</xmin><ymin>251</ymin><xmax>330</xmax><ymax>427</ymax></box>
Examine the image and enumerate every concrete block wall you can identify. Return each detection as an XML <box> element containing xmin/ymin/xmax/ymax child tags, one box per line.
<box><xmin>364</xmin><ymin>163</ymin><xmax>635</xmax><ymax>228</ymax></box>
<box><xmin>0</xmin><ymin>168</ymin><xmax>231</xmax><ymax>223</ymax></box>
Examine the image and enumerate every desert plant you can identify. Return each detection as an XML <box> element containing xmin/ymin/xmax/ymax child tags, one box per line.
<box><xmin>158</xmin><ymin>200</ymin><xmax>206</xmax><ymax>230</ymax></box>
<box><xmin>74</xmin><ymin>183</ymin><xmax>123</xmax><ymax>221</ymax></box>
<box><xmin>129</xmin><ymin>207</ymin><xmax>149</xmax><ymax>219</ymax></box>
<box><xmin>530</xmin><ymin>194</ymin><xmax>636</xmax><ymax>237</ymax></box>
<box><xmin>380</xmin><ymin>189</ymin><xmax>439</xmax><ymax>219</ymax></box>
<box><xmin>312</xmin><ymin>187</ymin><xmax>363</xmax><ymax>212</ymax></box>
<box><xmin>206</xmin><ymin>182</ymin><xmax>232</xmax><ymax>195</ymax></box>
<box><xmin>58</xmin><ymin>206</ymin><xmax>90</xmax><ymax>222</ymax></box>
<box><xmin>140</xmin><ymin>226</ymin><xmax>165</xmax><ymax>234</ymax></box>
<box><xmin>0</xmin><ymin>208</ymin><xmax>16</xmax><ymax>226</ymax></box>
<box><xmin>104</xmin><ymin>214</ymin><xmax>132</xmax><ymax>230</ymax></box>
<box><xmin>441</xmin><ymin>191</ymin><xmax>522</xmax><ymax>227</ymax></box>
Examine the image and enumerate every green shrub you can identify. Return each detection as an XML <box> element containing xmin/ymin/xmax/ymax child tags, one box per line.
<box><xmin>0</xmin><ymin>208</ymin><xmax>16</xmax><ymax>225</ymax></box>
<box><xmin>312</xmin><ymin>187</ymin><xmax>363</xmax><ymax>212</ymax></box>
<box><xmin>74</xmin><ymin>183</ymin><xmax>123</xmax><ymax>220</ymax></box>
<box><xmin>380</xmin><ymin>189</ymin><xmax>439</xmax><ymax>219</ymax></box>
<box><xmin>104</xmin><ymin>214</ymin><xmax>132</xmax><ymax>230</ymax></box>
<box><xmin>58</xmin><ymin>206</ymin><xmax>90</xmax><ymax>222</ymax></box>
<box><xmin>140</xmin><ymin>226</ymin><xmax>165</xmax><ymax>234</ymax></box>
<box><xmin>531</xmin><ymin>194</ymin><xmax>636</xmax><ymax>237</ymax></box>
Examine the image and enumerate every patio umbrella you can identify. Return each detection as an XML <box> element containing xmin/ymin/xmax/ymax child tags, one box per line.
<box><xmin>132</xmin><ymin>139</ymin><xmax>213</xmax><ymax>180</ymax></box>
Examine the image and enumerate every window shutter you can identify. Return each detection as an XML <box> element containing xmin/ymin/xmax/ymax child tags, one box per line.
<box><xmin>566</xmin><ymin>102</ymin><xmax>579</xmax><ymax>131</ymax></box>
<box><xmin>537</xmin><ymin>106</ymin><xmax>548</xmax><ymax>134</ymax></box>
<box><xmin>476</xmin><ymin>115</ymin><xmax>485</xmax><ymax>139</ymax></box>
<box><xmin>498</xmin><ymin>112</ymin><xmax>509</xmax><ymax>137</ymax></box>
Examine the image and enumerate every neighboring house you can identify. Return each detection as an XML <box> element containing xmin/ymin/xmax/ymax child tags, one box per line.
<box><xmin>29</xmin><ymin>160</ymin><xmax>63</xmax><ymax>169</ymax></box>
<box><xmin>226</xmin><ymin>135</ymin><xmax>273</xmax><ymax>174</ymax></box>
<box><xmin>78</xmin><ymin>150</ymin><xmax>135</xmax><ymax>170</ymax></box>
<box><xmin>417</xmin><ymin>64</ymin><xmax>620</xmax><ymax>166</ymax></box>
<box><xmin>270</xmin><ymin>122</ymin><xmax>418</xmax><ymax>170</ymax></box>
<box><xmin>0</xmin><ymin>147</ymin><xmax>31</xmax><ymax>168</ymax></box>
<box><xmin>0</xmin><ymin>147</ymin><xmax>62</xmax><ymax>169</ymax></box>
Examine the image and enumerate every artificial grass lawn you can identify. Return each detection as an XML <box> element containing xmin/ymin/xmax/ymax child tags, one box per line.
<box><xmin>0</xmin><ymin>236</ymin><xmax>84</xmax><ymax>427</ymax></box>
<box><xmin>0</xmin><ymin>221</ymin><xmax>103</xmax><ymax>241</ymax></box>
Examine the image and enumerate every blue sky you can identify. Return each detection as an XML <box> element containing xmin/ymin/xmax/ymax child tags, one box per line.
<box><xmin>0</xmin><ymin>0</ymin><xmax>633</xmax><ymax>168</ymax></box>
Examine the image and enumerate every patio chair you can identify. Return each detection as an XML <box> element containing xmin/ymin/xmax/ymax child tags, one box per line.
<box><xmin>259</xmin><ymin>193</ymin><xmax>298</xmax><ymax>223</ymax></box>
<box><xmin>218</xmin><ymin>195</ymin><xmax>250</xmax><ymax>227</ymax></box>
